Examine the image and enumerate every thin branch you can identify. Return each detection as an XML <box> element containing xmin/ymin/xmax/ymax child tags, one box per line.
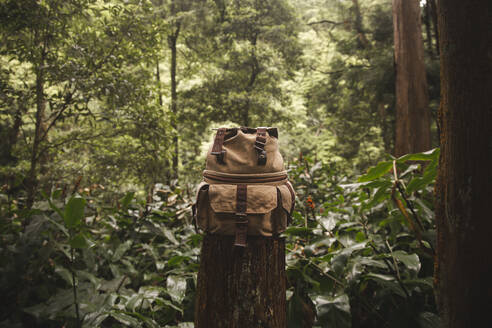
<box><xmin>307</xmin><ymin>19</ymin><xmax>343</xmax><ymax>26</ymax></box>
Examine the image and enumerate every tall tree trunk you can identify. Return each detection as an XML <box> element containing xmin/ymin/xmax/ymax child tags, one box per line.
<box><xmin>392</xmin><ymin>0</ymin><xmax>431</xmax><ymax>157</ymax></box>
<box><xmin>195</xmin><ymin>235</ymin><xmax>286</xmax><ymax>328</ymax></box>
<box><xmin>1</xmin><ymin>103</ymin><xmax>25</xmax><ymax>167</ymax></box>
<box><xmin>429</xmin><ymin>0</ymin><xmax>439</xmax><ymax>56</ymax></box>
<box><xmin>423</xmin><ymin>2</ymin><xmax>434</xmax><ymax>58</ymax></box>
<box><xmin>168</xmin><ymin>22</ymin><xmax>180</xmax><ymax>181</ymax></box>
<box><xmin>243</xmin><ymin>34</ymin><xmax>258</xmax><ymax>127</ymax></box>
<box><xmin>352</xmin><ymin>0</ymin><xmax>369</xmax><ymax>49</ymax></box>
<box><xmin>26</xmin><ymin>60</ymin><xmax>46</xmax><ymax>208</ymax></box>
<box><xmin>434</xmin><ymin>1</ymin><xmax>492</xmax><ymax>327</ymax></box>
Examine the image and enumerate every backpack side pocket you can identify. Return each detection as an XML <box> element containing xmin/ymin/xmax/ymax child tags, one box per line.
<box><xmin>194</xmin><ymin>182</ymin><xmax>210</xmax><ymax>232</ymax></box>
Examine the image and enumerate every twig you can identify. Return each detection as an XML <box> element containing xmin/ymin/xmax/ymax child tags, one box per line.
<box><xmin>307</xmin><ymin>19</ymin><xmax>343</xmax><ymax>26</ymax></box>
<box><xmin>385</xmin><ymin>239</ymin><xmax>401</xmax><ymax>281</ymax></box>
<box><xmin>70</xmin><ymin>245</ymin><xmax>81</xmax><ymax>327</ymax></box>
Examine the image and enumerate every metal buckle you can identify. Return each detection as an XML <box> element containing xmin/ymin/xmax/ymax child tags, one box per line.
<box><xmin>211</xmin><ymin>150</ymin><xmax>226</xmax><ymax>163</ymax></box>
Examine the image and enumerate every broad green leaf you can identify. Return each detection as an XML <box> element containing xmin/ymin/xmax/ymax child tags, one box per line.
<box><xmin>166</xmin><ymin>275</ymin><xmax>187</xmax><ymax>304</ymax></box>
<box><xmin>76</xmin><ymin>270</ymin><xmax>100</xmax><ymax>286</ymax></box>
<box><xmin>64</xmin><ymin>197</ymin><xmax>86</xmax><ymax>228</ymax></box>
<box><xmin>110</xmin><ymin>312</ymin><xmax>141</xmax><ymax>327</ymax></box>
<box><xmin>396</xmin><ymin>148</ymin><xmax>439</xmax><ymax>163</ymax></box>
<box><xmin>70</xmin><ymin>233</ymin><xmax>93</xmax><ymax>249</ymax></box>
<box><xmin>112</xmin><ymin>240</ymin><xmax>133</xmax><ymax>262</ymax></box>
<box><xmin>406</xmin><ymin>172</ymin><xmax>435</xmax><ymax>193</ymax></box>
<box><xmin>392</xmin><ymin>250</ymin><xmax>421</xmax><ymax>272</ymax></box>
<box><xmin>163</xmin><ymin>229</ymin><xmax>179</xmax><ymax>245</ymax></box>
<box><xmin>55</xmin><ymin>266</ymin><xmax>74</xmax><ymax>286</ymax></box>
<box><xmin>358</xmin><ymin>161</ymin><xmax>392</xmax><ymax>182</ymax></box>
<box><xmin>126</xmin><ymin>294</ymin><xmax>144</xmax><ymax>312</ymax></box>
<box><xmin>320</xmin><ymin>215</ymin><xmax>336</xmax><ymax>232</ymax></box>
<box><xmin>365</xmin><ymin>273</ymin><xmax>395</xmax><ymax>281</ymax></box>
<box><xmin>315</xmin><ymin>294</ymin><xmax>351</xmax><ymax>328</ymax></box>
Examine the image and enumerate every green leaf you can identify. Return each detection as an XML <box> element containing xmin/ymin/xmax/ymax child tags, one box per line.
<box><xmin>392</xmin><ymin>250</ymin><xmax>421</xmax><ymax>272</ymax></box>
<box><xmin>283</xmin><ymin>226</ymin><xmax>312</xmax><ymax>236</ymax></box>
<box><xmin>365</xmin><ymin>273</ymin><xmax>395</xmax><ymax>281</ymax></box>
<box><xmin>315</xmin><ymin>294</ymin><xmax>351</xmax><ymax>328</ymax></box>
<box><xmin>112</xmin><ymin>240</ymin><xmax>133</xmax><ymax>262</ymax></box>
<box><xmin>163</xmin><ymin>229</ymin><xmax>179</xmax><ymax>245</ymax></box>
<box><xmin>126</xmin><ymin>294</ymin><xmax>144</xmax><ymax>312</ymax></box>
<box><xmin>52</xmin><ymin>189</ymin><xmax>63</xmax><ymax>199</ymax></box>
<box><xmin>358</xmin><ymin>161</ymin><xmax>392</xmax><ymax>182</ymax></box>
<box><xmin>70</xmin><ymin>233</ymin><xmax>91</xmax><ymax>249</ymax></box>
<box><xmin>396</xmin><ymin>148</ymin><xmax>439</xmax><ymax>163</ymax></box>
<box><xmin>110</xmin><ymin>312</ymin><xmax>141</xmax><ymax>327</ymax></box>
<box><xmin>365</xmin><ymin>273</ymin><xmax>407</xmax><ymax>298</ymax></box>
<box><xmin>406</xmin><ymin>172</ymin><xmax>435</xmax><ymax>193</ymax></box>
<box><xmin>121</xmin><ymin>192</ymin><xmax>135</xmax><ymax>209</ymax></box>
<box><xmin>167</xmin><ymin>255</ymin><xmax>187</xmax><ymax>267</ymax></box>
<box><xmin>55</xmin><ymin>266</ymin><xmax>74</xmax><ymax>285</ymax></box>
<box><xmin>166</xmin><ymin>275</ymin><xmax>187</xmax><ymax>304</ymax></box>
<box><xmin>44</xmin><ymin>215</ymin><xmax>69</xmax><ymax>237</ymax></box>
<box><xmin>64</xmin><ymin>197</ymin><xmax>86</xmax><ymax>228</ymax></box>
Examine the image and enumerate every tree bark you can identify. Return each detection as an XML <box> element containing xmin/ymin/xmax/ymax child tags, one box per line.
<box><xmin>195</xmin><ymin>235</ymin><xmax>286</xmax><ymax>328</ymax></box>
<box><xmin>352</xmin><ymin>0</ymin><xmax>369</xmax><ymax>49</ymax></box>
<box><xmin>26</xmin><ymin>57</ymin><xmax>46</xmax><ymax>208</ymax></box>
<box><xmin>428</xmin><ymin>0</ymin><xmax>439</xmax><ymax>56</ymax></box>
<box><xmin>423</xmin><ymin>2</ymin><xmax>434</xmax><ymax>58</ymax></box>
<box><xmin>392</xmin><ymin>0</ymin><xmax>431</xmax><ymax>157</ymax></box>
<box><xmin>434</xmin><ymin>1</ymin><xmax>492</xmax><ymax>327</ymax></box>
<box><xmin>169</xmin><ymin>23</ymin><xmax>180</xmax><ymax>181</ymax></box>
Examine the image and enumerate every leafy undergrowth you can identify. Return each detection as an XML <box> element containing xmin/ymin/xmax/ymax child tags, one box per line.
<box><xmin>0</xmin><ymin>149</ymin><xmax>439</xmax><ymax>328</ymax></box>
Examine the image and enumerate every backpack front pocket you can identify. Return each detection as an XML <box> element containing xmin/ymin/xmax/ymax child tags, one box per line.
<box><xmin>194</xmin><ymin>183</ymin><xmax>291</xmax><ymax>236</ymax></box>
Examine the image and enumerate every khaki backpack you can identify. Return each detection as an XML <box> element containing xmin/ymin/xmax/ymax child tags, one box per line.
<box><xmin>193</xmin><ymin>127</ymin><xmax>295</xmax><ymax>247</ymax></box>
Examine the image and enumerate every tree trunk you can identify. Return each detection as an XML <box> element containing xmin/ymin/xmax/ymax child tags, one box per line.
<box><xmin>26</xmin><ymin>60</ymin><xmax>46</xmax><ymax>208</ymax></box>
<box><xmin>168</xmin><ymin>3</ymin><xmax>180</xmax><ymax>180</ymax></box>
<box><xmin>423</xmin><ymin>2</ymin><xmax>434</xmax><ymax>58</ymax></box>
<box><xmin>428</xmin><ymin>0</ymin><xmax>439</xmax><ymax>56</ymax></box>
<box><xmin>169</xmin><ymin>23</ymin><xmax>180</xmax><ymax>179</ymax></box>
<box><xmin>1</xmin><ymin>103</ymin><xmax>25</xmax><ymax>167</ymax></box>
<box><xmin>434</xmin><ymin>1</ymin><xmax>492</xmax><ymax>327</ymax></box>
<box><xmin>195</xmin><ymin>235</ymin><xmax>286</xmax><ymax>328</ymax></box>
<box><xmin>392</xmin><ymin>0</ymin><xmax>431</xmax><ymax>157</ymax></box>
<box><xmin>352</xmin><ymin>0</ymin><xmax>369</xmax><ymax>49</ymax></box>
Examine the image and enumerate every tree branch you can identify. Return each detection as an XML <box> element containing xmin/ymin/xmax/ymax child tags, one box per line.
<box><xmin>307</xmin><ymin>19</ymin><xmax>343</xmax><ymax>26</ymax></box>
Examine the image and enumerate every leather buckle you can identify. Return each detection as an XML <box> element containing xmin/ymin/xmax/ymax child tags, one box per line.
<box><xmin>257</xmin><ymin>150</ymin><xmax>267</xmax><ymax>165</ymax></box>
<box><xmin>235</xmin><ymin>212</ymin><xmax>248</xmax><ymax>223</ymax></box>
<box><xmin>211</xmin><ymin>150</ymin><xmax>226</xmax><ymax>163</ymax></box>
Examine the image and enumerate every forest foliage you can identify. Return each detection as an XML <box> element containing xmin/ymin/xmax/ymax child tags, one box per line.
<box><xmin>0</xmin><ymin>0</ymin><xmax>441</xmax><ymax>327</ymax></box>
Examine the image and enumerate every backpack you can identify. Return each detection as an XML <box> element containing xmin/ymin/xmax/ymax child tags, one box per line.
<box><xmin>193</xmin><ymin>127</ymin><xmax>295</xmax><ymax>247</ymax></box>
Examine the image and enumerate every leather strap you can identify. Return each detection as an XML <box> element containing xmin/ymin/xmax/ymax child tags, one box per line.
<box><xmin>234</xmin><ymin>184</ymin><xmax>248</xmax><ymax>247</ymax></box>
<box><xmin>211</xmin><ymin>128</ymin><xmax>227</xmax><ymax>164</ymax></box>
<box><xmin>255</xmin><ymin>127</ymin><xmax>267</xmax><ymax>165</ymax></box>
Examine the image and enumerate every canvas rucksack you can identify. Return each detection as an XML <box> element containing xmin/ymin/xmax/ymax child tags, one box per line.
<box><xmin>193</xmin><ymin>127</ymin><xmax>295</xmax><ymax>247</ymax></box>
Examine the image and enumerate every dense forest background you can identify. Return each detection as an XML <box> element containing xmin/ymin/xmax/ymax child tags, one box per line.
<box><xmin>0</xmin><ymin>0</ymin><xmax>458</xmax><ymax>327</ymax></box>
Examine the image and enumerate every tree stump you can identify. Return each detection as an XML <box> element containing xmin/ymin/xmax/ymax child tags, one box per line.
<box><xmin>195</xmin><ymin>235</ymin><xmax>286</xmax><ymax>328</ymax></box>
